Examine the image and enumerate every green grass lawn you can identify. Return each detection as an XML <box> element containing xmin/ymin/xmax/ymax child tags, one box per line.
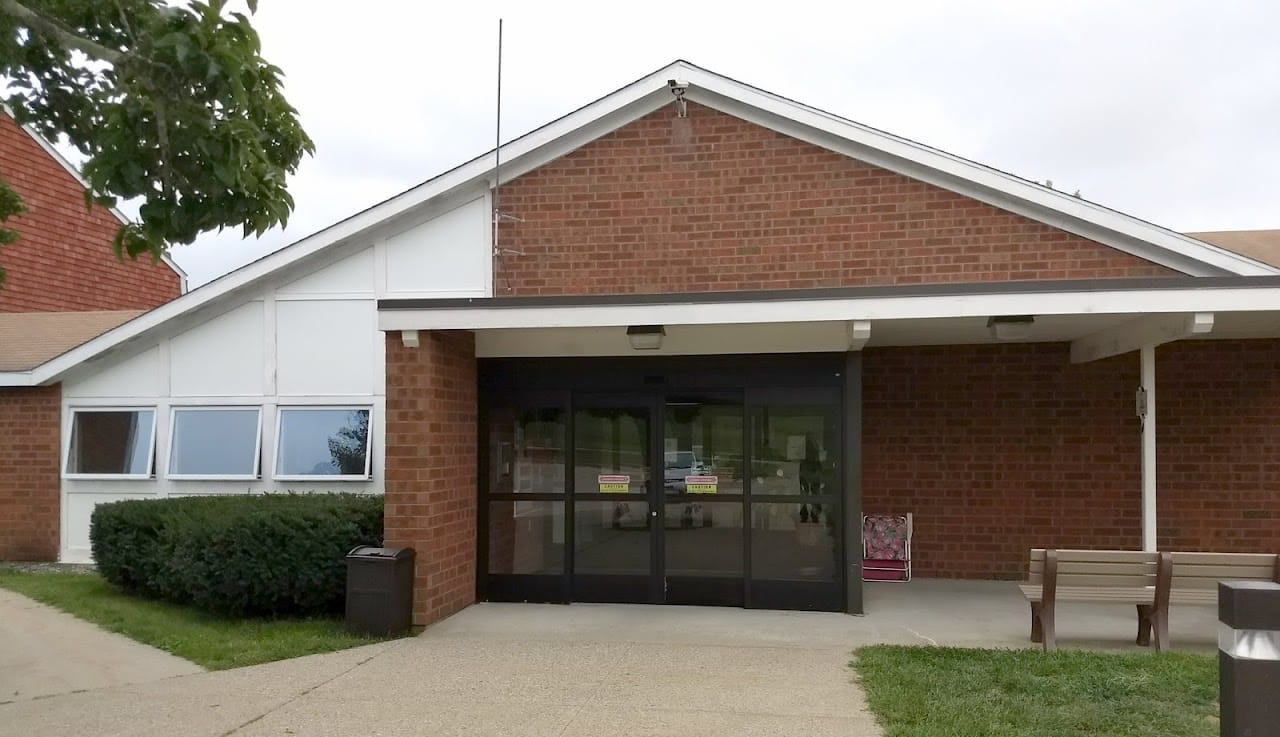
<box><xmin>0</xmin><ymin>570</ymin><xmax>397</xmax><ymax>670</ymax></box>
<box><xmin>853</xmin><ymin>645</ymin><xmax>1218</xmax><ymax>737</ymax></box>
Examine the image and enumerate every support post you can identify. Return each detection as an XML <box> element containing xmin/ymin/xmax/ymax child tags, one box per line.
<box><xmin>1140</xmin><ymin>344</ymin><xmax>1156</xmax><ymax>552</ymax></box>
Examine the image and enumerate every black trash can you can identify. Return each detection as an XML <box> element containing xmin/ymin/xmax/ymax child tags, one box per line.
<box><xmin>345</xmin><ymin>545</ymin><xmax>415</xmax><ymax>636</ymax></box>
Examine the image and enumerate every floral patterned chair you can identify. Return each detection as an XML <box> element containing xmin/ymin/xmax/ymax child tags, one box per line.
<box><xmin>862</xmin><ymin>513</ymin><xmax>912</xmax><ymax>582</ymax></box>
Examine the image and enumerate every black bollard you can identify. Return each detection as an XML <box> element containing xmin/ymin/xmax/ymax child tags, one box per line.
<box><xmin>1218</xmin><ymin>581</ymin><xmax>1280</xmax><ymax>737</ymax></box>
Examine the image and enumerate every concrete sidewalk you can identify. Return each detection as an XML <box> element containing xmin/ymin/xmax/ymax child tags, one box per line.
<box><xmin>2</xmin><ymin>601</ymin><xmax>882</xmax><ymax>737</ymax></box>
<box><xmin>0</xmin><ymin>588</ymin><xmax>202</xmax><ymax>704</ymax></box>
<box><xmin>0</xmin><ymin>579</ymin><xmax>1222</xmax><ymax>737</ymax></box>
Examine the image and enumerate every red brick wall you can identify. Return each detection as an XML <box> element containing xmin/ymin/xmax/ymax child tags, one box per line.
<box><xmin>384</xmin><ymin>330</ymin><xmax>478</xmax><ymax>626</ymax></box>
<box><xmin>1157</xmin><ymin>339</ymin><xmax>1280</xmax><ymax>555</ymax></box>
<box><xmin>495</xmin><ymin>102</ymin><xmax>1177</xmax><ymax>296</ymax></box>
<box><xmin>862</xmin><ymin>343</ymin><xmax>1143</xmax><ymax>579</ymax></box>
<box><xmin>0</xmin><ymin>114</ymin><xmax>182</xmax><ymax>312</ymax></box>
<box><xmin>0</xmin><ymin>385</ymin><xmax>61</xmax><ymax>560</ymax></box>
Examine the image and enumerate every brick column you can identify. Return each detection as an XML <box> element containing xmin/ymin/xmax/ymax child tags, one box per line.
<box><xmin>0</xmin><ymin>385</ymin><xmax>61</xmax><ymax>560</ymax></box>
<box><xmin>384</xmin><ymin>330</ymin><xmax>478</xmax><ymax>626</ymax></box>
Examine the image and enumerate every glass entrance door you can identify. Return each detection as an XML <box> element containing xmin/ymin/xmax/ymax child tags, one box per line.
<box><xmin>662</xmin><ymin>394</ymin><xmax>745</xmax><ymax>606</ymax></box>
<box><xmin>571</xmin><ymin>395</ymin><xmax>657</xmax><ymax>603</ymax></box>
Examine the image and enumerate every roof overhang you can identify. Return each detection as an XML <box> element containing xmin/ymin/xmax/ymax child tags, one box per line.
<box><xmin>378</xmin><ymin>277</ymin><xmax>1280</xmax><ymax>360</ymax></box>
<box><xmin>378</xmin><ymin>276</ymin><xmax>1280</xmax><ymax>331</ymax></box>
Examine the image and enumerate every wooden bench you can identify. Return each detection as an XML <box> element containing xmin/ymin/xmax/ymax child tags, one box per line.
<box><xmin>1143</xmin><ymin>551</ymin><xmax>1280</xmax><ymax>647</ymax></box>
<box><xmin>1019</xmin><ymin>549</ymin><xmax>1169</xmax><ymax>652</ymax></box>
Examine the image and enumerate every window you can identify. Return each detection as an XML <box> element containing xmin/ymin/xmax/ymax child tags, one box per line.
<box><xmin>168</xmin><ymin>407</ymin><xmax>262</xmax><ymax>479</ymax></box>
<box><xmin>274</xmin><ymin>407</ymin><xmax>371</xmax><ymax>479</ymax></box>
<box><xmin>66</xmin><ymin>409</ymin><xmax>156</xmax><ymax>477</ymax></box>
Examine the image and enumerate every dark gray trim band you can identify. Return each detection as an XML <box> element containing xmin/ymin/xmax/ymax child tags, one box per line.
<box><xmin>379</xmin><ymin>275</ymin><xmax>1280</xmax><ymax>312</ymax></box>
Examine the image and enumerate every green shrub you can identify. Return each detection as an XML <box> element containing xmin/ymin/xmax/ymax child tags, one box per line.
<box><xmin>91</xmin><ymin>494</ymin><xmax>384</xmax><ymax>617</ymax></box>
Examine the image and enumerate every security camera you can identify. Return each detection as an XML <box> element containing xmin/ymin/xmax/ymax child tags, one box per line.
<box><xmin>667</xmin><ymin>79</ymin><xmax>689</xmax><ymax>96</ymax></box>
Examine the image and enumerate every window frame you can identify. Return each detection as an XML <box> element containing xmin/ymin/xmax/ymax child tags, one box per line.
<box><xmin>166</xmin><ymin>405</ymin><xmax>264</xmax><ymax>481</ymax></box>
<box><xmin>272</xmin><ymin>405</ymin><xmax>373</xmax><ymax>482</ymax></box>
<box><xmin>63</xmin><ymin>406</ymin><xmax>158</xmax><ymax>480</ymax></box>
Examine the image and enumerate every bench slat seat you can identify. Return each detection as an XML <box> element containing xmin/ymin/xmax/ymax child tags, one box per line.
<box><xmin>1019</xmin><ymin>584</ymin><xmax>1156</xmax><ymax>604</ymax></box>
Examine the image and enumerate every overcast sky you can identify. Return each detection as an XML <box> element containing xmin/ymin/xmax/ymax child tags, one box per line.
<box><xmin>168</xmin><ymin>0</ymin><xmax>1280</xmax><ymax>286</ymax></box>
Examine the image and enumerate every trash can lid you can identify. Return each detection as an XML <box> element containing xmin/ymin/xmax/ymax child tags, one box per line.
<box><xmin>347</xmin><ymin>545</ymin><xmax>415</xmax><ymax>559</ymax></box>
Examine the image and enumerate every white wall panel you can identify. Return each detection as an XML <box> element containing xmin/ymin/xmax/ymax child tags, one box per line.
<box><xmin>169</xmin><ymin>301</ymin><xmax>265</xmax><ymax>396</ymax></box>
<box><xmin>277</xmin><ymin>247</ymin><xmax>375</xmax><ymax>296</ymax></box>
<box><xmin>275</xmin><ymin>300</ymin><xmax>376</xmax><ymax>396</ymax></box>
<box><xmin>63</xmin><ymin>346</ymin><xmax>163</xmax><ymax>398</ymax></box>
<box><xmin>384</xmin><ymin>196</ymin><xmax>489</xmax><ymax>296</ymax></box>
<box><xmin>62</xmin><ymin>491</ymin><xmax>157</xmax><ymax>562</ymax></box>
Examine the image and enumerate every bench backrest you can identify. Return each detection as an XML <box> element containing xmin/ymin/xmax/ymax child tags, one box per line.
<box><xmin>1028</xmin><ymin>548</ymin><xmax>1162</xmax><ymax>588</ymax></box>
<box><xmin>1168</xmin><ymin>552</ymin><xmax>1280</xmax><ymax>590</ymax></box>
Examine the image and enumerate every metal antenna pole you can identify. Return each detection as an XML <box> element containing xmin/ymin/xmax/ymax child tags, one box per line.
<box><xmin>493</xmin><ymin>18</ymin><xmax>502</xmax><ymax>258</ymax></box>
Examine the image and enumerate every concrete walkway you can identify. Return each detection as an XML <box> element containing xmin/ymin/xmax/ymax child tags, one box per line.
<box><xmin>0</xmin><ymin>579</ymin><xmax>1222</xmax><ymax>737</ymax></box>
<box><xmin>3</xmin><ymin>601</ymin><xmax>883</xmax><ymax>737</ymax></box>
<box><xmin>0</xmin><ymin>588</ymin><xmax>202</xmax><ymax>704</ymax></box>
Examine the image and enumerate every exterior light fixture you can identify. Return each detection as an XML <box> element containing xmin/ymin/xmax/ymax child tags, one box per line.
<box><xmin>987</xmin><ymin>315</ymin><xmax>1035</xmax><ymax>341</ymax></box>
<box><xmin>626</xmin><ymin>324</ymin><xmax>665</xmax><ymax>350</ymax></box>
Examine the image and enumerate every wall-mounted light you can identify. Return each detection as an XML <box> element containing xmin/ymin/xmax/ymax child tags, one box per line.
<box><xmin>626</xmin><ymin>324</ymin><xmax>665</xmax><ymax>350</ymax></box>
<box><xmin>987</xmin><ymin>315</ymin><xmax>1035</xmax><ymax>341</ymax></box>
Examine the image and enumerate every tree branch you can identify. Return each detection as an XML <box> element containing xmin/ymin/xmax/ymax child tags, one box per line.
<box><xmin>0</xmin><ymin>0</ymin><xmax>127</xmax><ymax>64</ymax></box>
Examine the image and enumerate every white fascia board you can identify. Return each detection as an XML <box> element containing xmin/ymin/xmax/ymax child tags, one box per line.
<box><xmin>377</xmin><ymin>285</ymin><xmax>1280</xmax><ymax>332</ymax></box>
<box><xmin>0</xmin><ymin>371</ymin><xmax>35</xmax><ymax>387</ymax></box>
<box><xmin>679</xmin><ymin>68</ymin><xmax>1277</xmax><ymax>277</ymax></box>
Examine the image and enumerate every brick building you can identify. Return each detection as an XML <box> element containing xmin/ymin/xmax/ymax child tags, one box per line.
<box><xmin>2</xmin><ymin>62</ymin><xmax>1278</xmax><ymax>625</ymax></box>
<box><xmin>0</xmin><ymin>112</ymin><xmax>184</xmax><ymax>559</ymax></box>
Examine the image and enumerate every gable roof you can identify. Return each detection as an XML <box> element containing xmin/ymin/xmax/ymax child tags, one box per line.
<box><xmin>1188</xmin><ymin>230</ymin><xmax>1280</xmax><ymax>269</ymax></box>
<box><xmin>2</xmin><ymin>109</ymin><xmax>189</xmax><ymax>291</ymax></box>
<box><xmin>1</xmin><ymin>60</ymin><xmax>1274</xmax><ymax>387</ymax></box>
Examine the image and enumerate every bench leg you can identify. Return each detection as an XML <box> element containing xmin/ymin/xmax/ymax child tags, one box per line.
<box><xmin>1152</xmin><ymin>609</ymin><xmax>1170</xmax><ymax>652</ymax></box>
<box><xmin>1136</xmin><ymin>604</ymin><xmax>1153</xmax><ymax>647</ymax></box>
<box><xmin>1030</xmin><ymin>601</ymin><xmax>1056</xmax><ymax>652</ymax></box>
<box><xmin>1042</xmin><ymin>606</ymin><xmax>1056</xmax><ymax>652</ymax></box>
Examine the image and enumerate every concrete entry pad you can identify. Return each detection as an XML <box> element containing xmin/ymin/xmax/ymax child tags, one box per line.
<box><xmin>0</xmin><ymin>588</ymin><xmax>202</xmax><ymax>704</ymax></box>
<box><xmin>1</xmin><ymin>580</ymin><xmax>1221</xmax><ymax>737</ymax></box>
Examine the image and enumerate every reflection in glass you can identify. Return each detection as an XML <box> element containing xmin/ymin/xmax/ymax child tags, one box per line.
<box><xmin>488</xmin><ymin>407</ymin><xmax>565</xmax><ymax>494</ymax></box>
<box><xmin>751</xmin><ymin>502</ymin><xmax>838</xmax><ymax>582</ymax></box>
<box><xmin>574</xmin><ymin>500</ymin><xmax>650</xmax><ymax>575</ymax></box>
<box><xmin>169</xmin><ymin>408</ymin><xmax>260</xmax><ymax>476</ymax></box>
<box><xmin>664</xmin><ymin>501</ymin><xmax>743</xmax><ymax>577</ymax></box>
<box><xmin>488</xmin><ymin>500</ymin><xmax>564</xmax><ymax>574</ymax></box>
<box><xmin>663</xmin><ymin>401</ymin><xmax>743</xmax><ymax>495</ymax></box>
<box><xmin>574</xmin><ymin>407</ymin><xmax>649</xmax><ymax>494</ymax></box>
<box><xmin>276</xmin><ymin>408</ymin><xmax>370</xmax><ymax>477</ymax></box>
<box><xmin>67</xmin><ymin>410</ymin><xmax>155</xmax><ymax>475</ymax></box>
<box><xmin>750</xmin><ymin>405</ymin><xmax>836</xmax><ymax>496</ymax></box>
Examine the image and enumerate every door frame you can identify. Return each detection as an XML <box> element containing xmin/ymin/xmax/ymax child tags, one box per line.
<box><xmin>476</xmin><ymin>353</ymin><xmax>858</xmax><ymax>612</ymax></box>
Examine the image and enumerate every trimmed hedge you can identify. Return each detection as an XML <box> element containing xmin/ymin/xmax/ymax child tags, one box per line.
<box><xmin>90</xmin><ymin>494</ymin><xmax>384</xmax><ymax>617</ymax></box>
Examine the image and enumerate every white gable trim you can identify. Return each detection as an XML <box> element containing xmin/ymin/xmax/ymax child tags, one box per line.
<box><xmin>5</xmin><ymin>60</ymin><xmax>1274</xmax><ymax>388</ymax></box>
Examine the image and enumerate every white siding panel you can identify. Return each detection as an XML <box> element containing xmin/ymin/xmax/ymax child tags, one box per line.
<box><xmin>277</xmin><ymin>247</ymin><xmax>375</xmax><ymax>296</ymax></box>
<box><xmin>276</xmin><ymin>300</ymin><xmax>376</xmax><ymax>396</ymax></box>
<box><xmin>62</xmin><ymin>491</ymin><xmax>156</xmax><ymax>562</ymax></box>
<box><xmin>63</xmin><ymin>346</ymin><xmax>162</xmax><ymax>398</ymax></box>
<box><xmin>170</xmin><ymin>301</ymin><xmax>266</xmax><ymax>396</ymax></box>
<box><xmin>384</xmin><ymin>196</ymin><xmax>489</xmax><ymax>296</ymax></box>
